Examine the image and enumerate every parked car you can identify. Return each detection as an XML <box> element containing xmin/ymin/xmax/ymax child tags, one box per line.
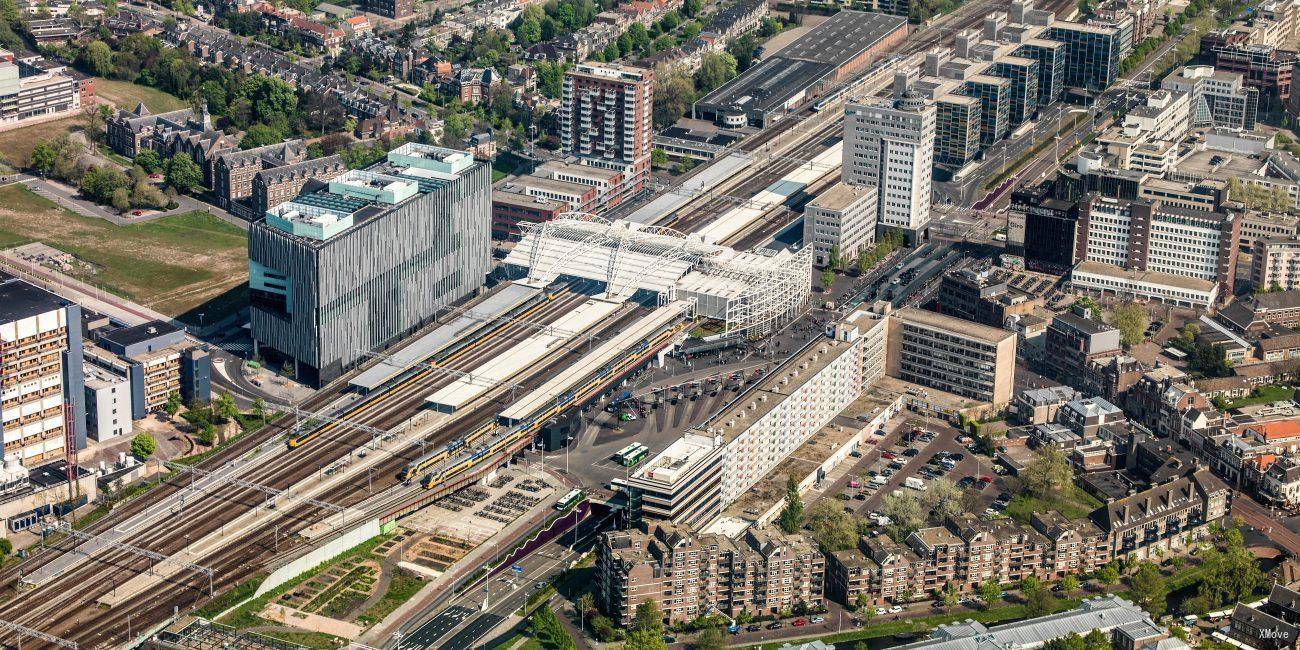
<box><xmin>903</xmin><ymin>448</ymin><xmax>919</xmax><ymax>457</ymax></box>
<box><xmin>882</xmin><ymin>452</ymin><xmax>896</xmax><ymax>460</ymax></box>
<box><xmin>875</xmin><ymin>606</ymin><xmax>888</xmax><ymax>616</ymax></box>
<box><xmin>746</xmin><ymin>624</ymin><xmax>761</xmax><ymax>632</ymax></box>
<box><xmin>889</xmin><ymin>605</ymin><xmax>903</xmax><ymax>614</ymax></box>
<box><xmin>766</xmin><ymin>622</ymin><xmax>783</xmax><ymax>630</ymax></box>
<box><xmin>811</xmin><ymin>616</ymin><xmax>825</xmax><ymax>624</ymax></box>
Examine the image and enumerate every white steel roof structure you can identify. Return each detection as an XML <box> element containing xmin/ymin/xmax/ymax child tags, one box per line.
<box><xmin>504</xmin><ymin>213</ymin><xmax>811</xmax><ymax>338</ymax></box>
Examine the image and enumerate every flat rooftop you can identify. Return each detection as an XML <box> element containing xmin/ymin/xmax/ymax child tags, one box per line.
<box><xmin>809</xmin><ymin>181</ymin><xmax>875</xmax><ymax>212</ymax></box>
<box><xmin>632</xmin><ymin>432</ymin><xmax>717</xmax><ymax>486</ymax></box>
<box><xmin>0</xmin><ymin>272</ymin><xmax>68</xmax><ymax>325</ymax></box>
<box><xmin>1073</xmin><ymin>260</ymin><xmax>1217</xmax><ymax>293</ymax></box>
<box><xmin>695</xmin><ymin>10</ymin><xmax>904</xmax><ymax>115</ymax></box>
<box><xmin>99</xmin><ymin>319</ymin><xmax>180</xmax><ymax>348</ymax></box>
<box><xmin>894</xmin><ymin>307</ymin><xmax>1016</xmax><ymax>345</ymax></box>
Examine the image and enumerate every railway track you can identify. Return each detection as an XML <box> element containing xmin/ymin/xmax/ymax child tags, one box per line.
<box><xmin>0</xmin><ymin>290</ymin><xmax>630</xmax><ymax>646</ymax></box>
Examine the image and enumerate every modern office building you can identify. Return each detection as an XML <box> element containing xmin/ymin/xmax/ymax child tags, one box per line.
<box><xmin>991</xmin><ymin>56</ymin><xmax>1040</xmax><ymax>127</ymax></box>
<box><xmin>843</xmin><ymin>92</ymin><xmax>936</xmax><ymax>243</ymax></box>
<box><xmin>1015</xmin><ymin>39</ymin><xmax>1066</xmax><ymax>107</ymax></box>
<box><xmin>1008</xmin><ymin>182</ymin><xmax>1087</xmax><ymax>272</ymax></box>
<box><xmin>1073</xmin><ymin>196</ymin><xmax>1240</xmax><ymax>304</ymax></box>
<box><xmin>963</xmin><ymin>75</ymin><xmax>1011</xmax><ymax>147</ymax></box>
<box><xmin>597</xmin><ymin>521</ymin><xmax>824</xmax><ymax>624</ymax></box>
<box><xmin>803</xmin><ymin>182</ymin><xmax>878</xmax><ymax>267</ymax></box>
<box><xmin>560</xmin><ymin>63</ymin><xmax>654</xmax><ymax>189</ymax></box>
<box><xmin>1161</xmin><ymin>66</ymin><xmax>1260</xmax><ymax>131</ymax></box>
<box><xmin>248</xmin><ymin>143</ymin><xmax>491</xmax><ymax>386</ymax></box>
<box><xmin>0</xmin><ymin>48</ymin><xmax>89</xmax><ymax>129</ymax></box>
<box><xmin>1251</xmin><ymin>237</ymin><xmax>1300</xmax><ymax>291</ymax></box>
<box><xmin>934</xmin><ymin>95</ymin><xmax>982</xmax><ymax>168</ymax></box>
<box><xmin>1046</xmin><ymin>22</ymin><xmax>1123</xmax><ymax>92</ymax></box>
<box><xmin>83</xmin><ymin>365</ymin><xmax>130</xmax><ymax>442</ymax></box>
<box><xmin>0</xmin><ymin>273</ymin><xmax>86</xmax><ymax>463</ymax></box>
<box><xmin>885</xmin><ymin>307</ymin><xmax>1017</xmax><ymax>407</ymax></box>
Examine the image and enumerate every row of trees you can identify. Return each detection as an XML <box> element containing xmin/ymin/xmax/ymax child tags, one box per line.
<box><xmin>652</xmin><ymin>53</ymin><xmax>740</xmax><ymax>128</ymax></box>
<box><xmin>1227</xmin><ymin>177</ymin><xmax>1294</xmax><ymax>213</ymax></box>
<box><xmin>28</xmin><ymin>131</ymin><xmax>195</xmax><ymax>212</ymax></box>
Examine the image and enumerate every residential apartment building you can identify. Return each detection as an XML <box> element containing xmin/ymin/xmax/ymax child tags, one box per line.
<box><xmin>0</xmin><ymin>273</ymin><xmax>85</xmax><ymax>464</ymax></box>
<box><xmin>1162</xmin><ymin>66</ymin><xmax>1260</xmax><ymax>132</ymax></box>
<box><xmin>630</xmin><ymin>314</ymin><xmax>883</xmax><ymax>528</ymax></box>
<box><xmin>248</xmin><ymin>143</ymin><xmax>491</xmax><ymax>386</ymax></box>
<box><xmin>88</xmin><ymin>320</ymin><xmax>210</xmax><ymax>420</ymax></box>
<box><xmin>597</xmin><ymin>522</ymin><xmax>824</xmax><ymax>624</ymax></box>
<box><xmin>843</xmin><ymin>93</ymin><xmax>936</xmax><ymax>244</ymax></box>
<box><xmin>1251</xmin><ymin>237</ymin><xmax>1300</xmax><ymax>291</ymax></box>
<box><xmin>211</xmin><ymin>140</ymin><xmax>306</xmax><ymax>215</ymax></box>
<box><xmin>803</xmin><ymin>183</ymin><xmax>878</xmax><ymax>267</ymax></box>
<box><xmin>885</xmin><ymin>307</ymin><xmax>1017</xmax><ymax>407</ymax></box>
<box><xmin>560</xmin><ymin>63</ymin><xmax>654</xmax><ymax>193</ymax></box>
<box><xmin>359</xmin><ymin>0</ymin><xmax>412</xmax><ymax>19</ymax></box>
<box><xmin>1090</xmin><ymin>469</ymin><xmax>1230</xmax><ymax>558</ymax></box>
<box><xmin>250</xmin><ymin>155</ymin><xmax>347</xmax><ymax>218</ymax></box>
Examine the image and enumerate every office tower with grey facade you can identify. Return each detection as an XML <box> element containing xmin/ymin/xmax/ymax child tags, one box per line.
<box><xmin>249</xmin><ymin>143</ymin><xmax>491</xmax><ymax>386</ymax></box>
<box><xmin>935</xmin><ymin>95</ymin><xmax>982</xmax><ymax>168</ymax></box>
<box><xmin>1047</xmin><ymin>22</ymin><xmax>1122</xmax><ymax>92</ymax></box>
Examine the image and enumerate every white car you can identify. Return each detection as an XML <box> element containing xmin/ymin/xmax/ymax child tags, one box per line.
<box><xmin>811</xmin><ymin>616</ymin><xmax>825</xmax><ymax>624</ymax></box>
<box><xmin>889</xmin><ymin>605</ymin><xmax>903</xmax><ymax>614</ymax></box>
<box><xmin>875</xmin><ymin>606</ymin><xmax>888</xmax><ymax>615</ymax></box>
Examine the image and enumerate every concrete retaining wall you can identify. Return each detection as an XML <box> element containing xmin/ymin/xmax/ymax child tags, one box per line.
<box><xmin>254</xmin><ymin>518</ymin><xmax>382</xmax><ymax>598</ymax></box>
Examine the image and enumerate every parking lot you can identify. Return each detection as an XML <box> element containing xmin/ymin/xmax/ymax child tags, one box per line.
<box><xmin>815</xmin><ymin>414</ymin><xmax>1012</xmax><ymax>529</ymax></box>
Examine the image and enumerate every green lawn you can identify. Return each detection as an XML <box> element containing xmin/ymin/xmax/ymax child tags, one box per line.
<box><xmin>0</xmin><ymin>115</ymin><xmax>83</xmax><ymax>169</ymax></box>
<box><xmin>1227</xmin><ymin>385</ymin><xmax>1296</xmax><ymax>410</ymax></box>
<box><xmin>95</xmin><ymin>78</ymin><xmax>188</xmax><ymax>113</ymax></box>
<box><xmin>357</xmin><ymin>572</ymin><xmax>426</xmax><ymax>626</ymax></box>
<box><xmin>1007</xmin><ymin>485</ymin><xmax>1103</xmax><ymax>523</ymax></box>
<box><xmin>491</xmin><ymin>156</ymin><xmax>519</xmax><ymax>183</ymax></box>
<box><xmin>0</xmin><ymin>186</ymin><xmax>248</xmax><ymax>319</ymax></box>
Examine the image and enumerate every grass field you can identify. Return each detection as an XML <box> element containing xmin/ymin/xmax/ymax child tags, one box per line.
<box><xmin>0</xmin><ymin>186</ymin><xmax>248</xmax><ymax>320</ymax></box>
<box><xmin>1227</xmin><ymin>385</ymin><xmax>1296</xmax><ymax>410</ymax></box>
<box><xmin>1007</xmin><ymin>485</ymin><xmax>1103</xmax><ymax>523</ymax></box>
<box><xmin>0</xmin><ymin>115</ymin><xmax>84</xmax><ymax>169</ymax></box>
<box><xmin>94</xmin><ymin>78</ymin><xmax>188</xmax><ymax>113</ymax></box>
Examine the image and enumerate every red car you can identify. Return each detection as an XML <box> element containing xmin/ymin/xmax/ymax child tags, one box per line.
<box><xmin>792</xmin><ymin>619</ymin><xmax>807</xmax><ymax>627</ymax></box>
<box><xmin>979</xmin><ymin>476</ymin><xmax>994</xmax><ymax>483</ymax></box>
<box><xmin>132</xmin><ymin>210</ymin><xmax>143</xmax><ymax>216</ymax></box>
<box><xmin>881</xmin><ymin>452</ymin><xmax>895</xmax><ymax>459</ymax></box>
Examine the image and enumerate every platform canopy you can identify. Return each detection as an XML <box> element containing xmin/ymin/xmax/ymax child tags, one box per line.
<box><xmin>504</xmin><ymin>213</ymin><xmax>812</xmax><ymax>338</ymax></box>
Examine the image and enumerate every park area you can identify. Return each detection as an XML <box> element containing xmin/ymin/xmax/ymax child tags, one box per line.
<box><xmin>0</xmin><ymin>185</ymin><xmax>248</xmax><ymax>321</ymax></box>
<box><xmin>93</xmin><ymin>78</ymin><xmax>188</xmax><ymax>114</ymax></box>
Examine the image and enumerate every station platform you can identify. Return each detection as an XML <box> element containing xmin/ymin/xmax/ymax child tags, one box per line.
<box><xmin>424</xmin><ymin>299</ymin><xmax>624</xmax><ymax>412</ymax></box>
<box><xmin>696</xmin><ymin>144</ymin><xmax>842</xmax><ymax>245</ymax></box>
<box><xmin>499</xmin><ymin>302</ymin><xmax>690</xmax><ymax>425</ymax></box>
<box><xmin>349</xmin><ymin>283</ymin><xmax>543</xmax><ymax>391</ymax></box>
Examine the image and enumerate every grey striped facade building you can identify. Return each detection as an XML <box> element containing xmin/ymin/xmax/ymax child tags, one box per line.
<box><xmin>248</xmin><ymin>144</ymin><xmax>491</xmax><ymax>386</ymax></box>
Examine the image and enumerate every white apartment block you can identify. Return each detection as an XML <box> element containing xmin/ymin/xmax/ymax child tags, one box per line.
<box><xmin>804</xmin><ymin>183</ymin><xmax>878</xmax><ymax>267</ymax></box>
<box><xmin>630</xmin><ymin>315</ymin><xmax>883</xmax><ymax>528</ymax></box>
<box><xmin>843</xmin><ymin>93</ymin><xmax>936</xmax><ymax>243</ymax></box>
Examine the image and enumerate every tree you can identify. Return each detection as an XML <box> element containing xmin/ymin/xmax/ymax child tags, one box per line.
<box><xmin>240</xmin><ymin>123</ymin><xmax>283</xmax><ymax>149</ymax></box>
<box><xmin>1180</xmin><ymin>322</ymin><xmax>1200</xmax><ymax>342</ymax></box>
<box><xmin>1025</xmin><ymin>586</ymin><xmax>1057</xmax><ymax>618</ymax></box>
<box><xmin>695</xmin><ymin>52</ymin><xmax>737</xmax><ymax>93</ymax></box>
<box><xmin>130</xmin><ymin>432</ymin><xmax>157</xmax><ymax>460</ymax></box>
<box><xmin>759</xmin><ymin>17</ymin><xmax>781</xmax><ymax>37</ymax></box>
<box><xmin>81</xmin><ymin>40</ymin><xmax>114</xmax><ymax>76</ymax></box>
<box><xmin>879</xmin><ymin>493</ymin><xmax>925</xmax><ymax>540</ymax></box>
<box><xmin>196</xmin><ymin>422</ymin><xmax>215</xmax><ymax>446</ymax></box>
<box><xmin>134</xmin><ymin>149</ymin><xmax>162</xmax><ymax>172</ymax></box>
<box><xmin>854</xmin><ymin>591</ymin><xmax>873</xmax><ymax>615</ymax></box>
<box><xmin>1022</xmin><ymin>447</ymin><xmax>1073</xmax><ymax>499</ymax></box>
<box><xmin>827</xmin><ymin>244</ymin><xmax>841</xmax><ymax>269</ymax></box>
<box><xmin>0</xmin><ymin>538</ymin><xmax>12</xmax><ymax>557</ymax></box>
<box><xmin>1044</xmin><ymin>632</ymin><xmax>1087</xmax><ymax>650</ymax></box>
<box><xmin>1098</xmin><ymin>564</ymin><xmax>1120</xmax><ymax>585</ymax></box>
<box><xmin>576</xmin><ymin>593</ymin><xmax>597</xmax><ymax>618</ymax></box>
<box><xmin>778</xmin><ymin>475</ymin><xmax>803</xmax><ymax>533</ymax></box>
<box><xmin>251</xmin><ymin>397</ymin><xmax>268</xmax><ymax>422</ymax></box>
<box><xmin>626</xmin><ymin>601</ymin><xmax>667</xmax><ymax>650</ymax></box>
<box><xmin>111</xmin><ymin>187</ymin><xmax>131</xmax><ymax>212</ymax></box>
<box><xmin>806</xmin><ymin>501</ymin><xmax>859</xmax><ymax>551</ymax></box>
<box><xmin>1110</xmin><ymin>302</ymin><xmax>1149</xmax><ymax>347</ymax></box>
<box><xmin>1060</xmin><ymin>573</ymin><xmax>1080</xmax><ymax>594</ymax></box>
<box><xmin>653</xmin><ymin>64</ymin><xmax>695</xmax><ymax>128</ymax></box>
<box><xmin>164</xmin><ymin>154</ymin><xmax>202</xmax><ymax>194</ymax></box>
<box><xmin>941</xmin><ymin>582</ymin><xmax>960</xmax><ymax>612</ymax></box>
<box><xmin>695</xmin><ymin>626</ymin><xmax>727</xmax><ymax>650</ymax></box>
<box><xmin>978</xmin><ymin>580</ymin><xmax>1001</xmax><ymax>603</ymax></box>
<box><xmin>924</xmin><ymin>478</ymin><xmax>964</xmax><ymax>520</ymax></box>
<box><xmin>651</xmin><ymin>147</ymin><xmax>668</xmax><ymax>168</ymax></box>
<box><xmin>1082</xmin><ymin>630</ymin><xmax>1109</xmax><ymax>650</ymax></box>
<box><xmin>1129</xmin><ymin>561</ymin><xmax>1167</xmax><ymax>617</ymax></box>
<box><xmin>821</xmin><ymin>269</ymin><xmax>835</xmax><ymax>290</ymax></box>
<box><xmin>1196</xmin><ymin>522</ymin><xmax>1266</xmax><ymax>609</ymax></box>
<box><xmin>164</xmin><ymin>392</ymin><xmax>182</xmax><ymax>417</ymax></box>
<box><xmin>29</xmin><ymin>141</ymin><xmax>56</xmax><ymax>176</ymax></box>
<box><xmin>214</xmin><ymin>392</ymin><xmax>239</xmax><ymax>424</ymax></box>
<box><xmin>1018</xmin><ymin>575</ymin><xmax>1041</xmax><ymax>597</ymax></box>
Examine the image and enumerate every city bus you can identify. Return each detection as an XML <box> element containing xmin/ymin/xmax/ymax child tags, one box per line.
<box><xmin>554</xmin><ymin>488</ymin><xmax>584</xmax><ymax>511</ymax></box>
<box><xmin>619</xmin><ymin>443</ymin><xmax>648</xmax><ymax>467</ymax></box>
<box><xmin>612</xmin><ymin>443</ymin><xmax>640</xmax><ymax>464</ymax></box>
